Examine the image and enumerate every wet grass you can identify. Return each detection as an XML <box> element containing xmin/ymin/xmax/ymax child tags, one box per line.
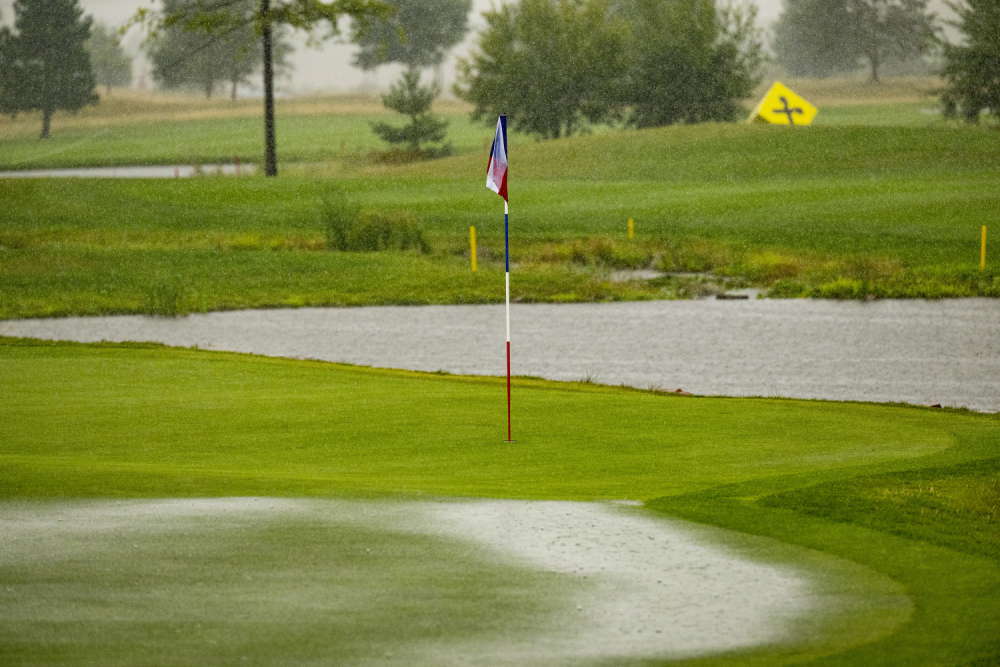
<box><xmin>2</xmin><ymin>80</ymin><xmax>999</xmax><ymax>315</ymax></box>
<box><xmin>762</xmin><ymin>457</ymin><xmax>1000</xmax><ymax>559</ymax></box>
<box><xmin>1</xmin><ymin>338</ymin><xmax>999</xmax><ymax>665</ymax></box>
<box><xmin>3</xmin><ymin>124</ymin><xmax>1000</xmax><ymax>319</ymax></box>
<box><xmin>0</xmin><ymin>76</ymin><xmax>953</xmax><ymax>169</ymax></box>
<box><xmin>0</xmin><ymin>90</ymin><xmax>495</xmax><ymax>170</ymax></box>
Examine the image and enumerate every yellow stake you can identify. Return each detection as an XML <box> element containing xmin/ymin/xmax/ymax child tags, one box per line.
<box><xmin>982</xmin><ymin>226</ymin><xmax>987</xmax><ymax>270</ymax></box>
<box><xmin>628</xmin><ymin>218</ymin><xmax>634</xmax><ymax>239</ymax></box>
<box><xmin>470</xmin><ymin>226</ymin><xmax>477</xmax><ymax>272</ymax></box>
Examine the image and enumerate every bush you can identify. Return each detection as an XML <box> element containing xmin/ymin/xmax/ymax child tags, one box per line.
<box><xmin>321</xmin><ymin>188</ymin><xmax>429</xmax><ymax>253</ymax></box>
<box><xmin>768</xmin><ymin>280</ymin><xmax>811</xmax><ymax>298</ymax></box>
<box><xmin>347</xmin><ymin>210</ymin><xmax>430</xmax><ymax>253</ymax></box>
<box><xmin>321</xmin><ymin>187</ymin><xmax>360</xmax><ymax>251</ymax></box>
<box><xmin>144</xmin><ymin>278</ymin><xmax>197</xmax><ymax>316</ymax></box>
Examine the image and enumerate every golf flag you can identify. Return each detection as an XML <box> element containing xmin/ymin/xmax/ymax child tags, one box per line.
<box><xmin>748</xmin><ymin>81</ymin><xmax>818</xmax><ymax>126</ymax></box>
<box><xmin>486</xmin><ymin>116</ymin><xmax>508</xmax><ymax>201</ymax></box>
<box><xmin>486</xmin><ymin>115</ymin><xmax>513</xmax><ymax>442</ymax></box>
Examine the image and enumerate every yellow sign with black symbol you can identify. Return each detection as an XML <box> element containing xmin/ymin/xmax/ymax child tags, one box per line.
<box><xmin>748</xmin><ymin>82</ymin><xmax>818</xmax><ymax>126</ymax></box>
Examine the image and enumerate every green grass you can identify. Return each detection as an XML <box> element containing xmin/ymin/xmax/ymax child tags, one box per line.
<box><xmin>3</xmin><ymin>122</ymin><xmax>1000</xmax><ymax>318</ymax></box>
<box><xmin>0</xmin><ymin>102</ymin><xmax>501</xmax><ymax>171</ymax></box>
<box><xmin>1</xmin><ymin>337</ymin><xmax>998</xmax><ymax>665</ymax></box>
<box><xmin>3</xmin><ymin>81</ymin><xmax>999</xmax><ymax>314</ymax></box>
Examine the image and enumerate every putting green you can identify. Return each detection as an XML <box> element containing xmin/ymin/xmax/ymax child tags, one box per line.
<box><xmin>0</xmin><ymin>498</ymin><xmax>908</xmax><ymax>666</ymax></box>
<box><xmin>1</xmin><ymin>337</ymin><xmax>998</xmax><ymax>666</ymax></box>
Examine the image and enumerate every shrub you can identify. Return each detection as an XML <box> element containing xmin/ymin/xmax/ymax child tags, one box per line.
<box><xmin>768</xmin><ymin>280</ymin><xmax>811</xmax><ymax>298</ymax></box>
<box><xmin>321</xmin><ymin>188</ymin><xmax>429</xmax><ymax>254</ymax></box>
<box><xmin>815</xmin><ymin>277</ymin><xmax>864</xmax><ymax>299</ymax></box>
<box><xmin>346</xmin><ymin>210</ymin><xmax>430</xmax><ymax>253</ymax></box>
<box><xmin>321</xmin><ymin>187</ymin><xmax>360</xmax><ymax>251</ymax></box>
<box><xmin>144</xmin><ymin>278</ymin><xmax>197</xmax><ymax>316</ymax></box>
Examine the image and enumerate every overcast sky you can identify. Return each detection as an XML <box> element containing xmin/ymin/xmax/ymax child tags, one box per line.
<box><xmin>0</xmin><ymin>0</ymin><xmax>948</xmax><ymax>95</ymax></box>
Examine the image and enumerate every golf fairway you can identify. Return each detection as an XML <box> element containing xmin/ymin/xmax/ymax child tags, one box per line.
<box><xmin>1</xmin><ymin>337</ymin><xmax>998</xmax><ymax>665</ymax></box>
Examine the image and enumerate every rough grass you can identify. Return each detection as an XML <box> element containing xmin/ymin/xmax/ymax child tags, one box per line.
<box><xmin>0</xmin><ymin>76</ymin><xmax>964</xmax><ymax>170</ymax></box>
<box><xmin>1</xmin><ymin>338</ymin><xmax>998</xmax><ymax>666</ymax></box>
<box><xmin>762</xmin><ymin>457</ymin><xmax>1000</xmax><ymax>559</ymax></box>
<box><xmin>3</xmin><ymin>122</ymin><xmax>1000</xmax><ymax>319</ymax></box>
<box><xmin>2</xmin><ymin>80</ymin><xmax>999</xmax><ymax>316</ymax></box>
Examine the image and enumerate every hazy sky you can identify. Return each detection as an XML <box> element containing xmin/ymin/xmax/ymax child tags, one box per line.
<box><xmin>0</xmin><ymin>0</ymin><xmax>948</xmax><ymax>95</ymax></box>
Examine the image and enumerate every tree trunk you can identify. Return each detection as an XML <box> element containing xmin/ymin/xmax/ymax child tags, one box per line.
<box><xmin>262</xmin><ymin>0</ymin><xmax>277</xmax><ymax>177</ymax></box>
<box><xmin>231</xmin><ymin>76</ymin><xmax>238</xmax><ymax>101</ymax></box>
<box><xmin>869</xmin><ymin>53</ymin><xmax>880</xmax><ymax>83</ymax></box>
<box><xmin>40</xmin><ymin>109</ymin><xmax>51</xmax><ymax>139</ymax></box>
<box><xmin>205</xmin><ymin>78</ymin><xmax>213</xmax><ymax>99</ymax></box>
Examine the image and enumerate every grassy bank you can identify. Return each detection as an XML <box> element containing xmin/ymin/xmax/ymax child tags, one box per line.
<box><xmin>0</xmin><ymin>77</ymin><xmax>948</xmax><ymax>170</ymax></box>
<box><xmin>2</xmin><ymin>78</ymin><xmax>997</xmax><ymax>316</ymax></box>
<box><xmin>3</xmin><ymin>122</ymin><xmax>999</xmax><ymax>318</ymax></box>
<box><xmin>1</xmin><ymin>337</ymin><xmax>998</xmax><ymax>665</ymax></box>
<box><xmin>0</xmin><ymin>91</ymin><xmax>497</xmax><ymax>170</ymax></box>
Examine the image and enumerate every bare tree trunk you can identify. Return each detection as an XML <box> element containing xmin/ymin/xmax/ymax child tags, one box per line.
<box><xmin>40</xmin><ymin>108</ymin><xmax>51</xmax><ymax>139</ymax></box>
<box><xmin>231</xmin><ymin>76</ymin><xmax>238</xmax><ymax>101</ymax></box>
<box><xmin>262</xmin><ymin>0</ymin><xmax>277</xmax><ymax>177</ymax></box>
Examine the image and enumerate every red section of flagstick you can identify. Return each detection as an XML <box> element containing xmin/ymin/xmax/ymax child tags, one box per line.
<box><xmin>506</xmin><ymin>341</ymin><xmax>512</xmax><ymax>441</ymax></box>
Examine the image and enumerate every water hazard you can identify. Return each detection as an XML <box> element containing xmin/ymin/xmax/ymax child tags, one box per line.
<box><xmin>4</xmin><ymin>299</ymin><xmax>998</xmax><ymax>411</ymax></box>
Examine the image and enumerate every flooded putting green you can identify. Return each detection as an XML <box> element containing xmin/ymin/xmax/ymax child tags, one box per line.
<box><xmin>0</xmin><ymin>498</ymin><xmax>910</xmax><ymax>666</ymax></box>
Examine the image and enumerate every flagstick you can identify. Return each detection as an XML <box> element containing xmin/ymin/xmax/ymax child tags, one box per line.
<box><xmin>505</xmin><ymin>199</ymin><xmax>512</xmax><ymax>442</ymax></box>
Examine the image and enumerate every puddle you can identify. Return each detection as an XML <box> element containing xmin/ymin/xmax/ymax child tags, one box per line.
<box><xmin>0</xmin><ymin>498</ymin><xmax>909</xmax><ymax>665</ymax></box>
<box><xmin>0</xmin><ymin>164</ymin><xmax>254</xmax><ymax>178</ymax></box>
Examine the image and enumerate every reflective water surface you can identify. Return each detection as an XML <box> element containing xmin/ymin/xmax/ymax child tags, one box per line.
<box><xmin>3</xmin><ymin>298</ymin><xmax>998</xmax><ymax>411</ymax></box>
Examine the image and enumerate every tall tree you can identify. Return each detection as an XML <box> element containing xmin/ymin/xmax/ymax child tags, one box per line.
<box><xmin>847</xmin><ymin>0</ymin><xmax>937</xmax><ymax>82</ymax></box>
<box><xmin>0</xmin><ymin>0</ymin><xmax>97</xmax><ymax>139</ymax></box>
<box><xmin>456</xmin><ymin>0</ymin><xmax>628</xmax><ymax>139</ymax></box>
<box><xmin>771</xmin><ymin>0</ymin><xmax>937</xmax><ymax>82</ymax></box>
<box><xmin>620</xmin><ymin>0</ymin><xmax>763</xmax><ymax>128</ymax></box>
<box><xmin>147</xmin><ymin>0</ymin><xmax>290</xmax><ymax>100</ymax></box>
<box><xmin>772</xmin><ymin>0</ymin><xmax>858</xmax><ymax>77</ymax></box>
<box><xmin>941</xmin><ymin>0</ymin><xmax>1000</xmax><ymax>122</ymax></box>
<box><xmin>131</xmin><ymin>0</ymin><xmax>391</xmax><ymax>176</ymax></box>
<box><xmin>87</xmin><ymin>23</ymin><xmax>132</xmax><ymax>95</ymax></box>
<box><xmin>350</xmin><ymin>0</ymin><xmax>470</xmax><ymax>157</ymax></box>
<box><xmin>351</xmin><ymin>0</ymin><xmax>471</xmax><ymax>71</ymax></box>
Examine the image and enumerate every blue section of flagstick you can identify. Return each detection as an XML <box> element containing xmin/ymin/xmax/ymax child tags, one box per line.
<box><xmin>505</xmin><ymin>213</ymin><xmax>509</xmax><ymax>272</ymax></box>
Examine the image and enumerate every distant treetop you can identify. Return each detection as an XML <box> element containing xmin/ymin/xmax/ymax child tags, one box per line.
<box><xmin>351</xmin><ymin>0</ymin><xmax>472</xmax><ymax>71</ymax></box>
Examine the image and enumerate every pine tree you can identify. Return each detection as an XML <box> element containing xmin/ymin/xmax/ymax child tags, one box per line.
<box><xmin>0</xmin><ymin>0</ymin><xmax>97</xmax><ymax>138</ymax></box>
<box><xmin>370</xmin><ymin>68</ymin><xmax>450</xmax><ymax>156</ymax></box>
<box><xmin>351</xmin><ymin>0</ymin><xmax>469</xmax><ymax>157</ymax></box>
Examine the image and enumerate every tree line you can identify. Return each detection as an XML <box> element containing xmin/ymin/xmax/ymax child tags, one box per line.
<box><xmin>1</xmin><ymin>0</ymin><xmax>997</xmax><ymax>149</ymax></box>
<box><xmin>455</xmin><ymin>0</ymin><xmax>764</xmax><ymax>139</ymax></box>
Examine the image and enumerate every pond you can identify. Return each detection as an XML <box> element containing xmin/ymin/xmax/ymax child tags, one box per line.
<box><xmin>0</xmin><ymin>164</ymin><xmax>252</xmax><ymax>178</ymax></box>
<box><xmin>3</xmin><ymin>298</ymin><xmax>998</xmax><ymax>411</ymax></box>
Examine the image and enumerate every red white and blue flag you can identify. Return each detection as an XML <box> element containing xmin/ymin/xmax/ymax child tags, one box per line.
<box><xmin>486</xmin><ymin>115</ymin><xmax>513</xmax><ymax>441</ymax></box>
<box><xmin>486</xmin><ymin>116</ymin><xmax>507</xmax><ymax>202</ymax></box>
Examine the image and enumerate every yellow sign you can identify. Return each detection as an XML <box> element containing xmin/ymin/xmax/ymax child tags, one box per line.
<box><xmin>748</xmin><ymin>82</ymin><xmax>818</xmax><ymax>126</ymax></box>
